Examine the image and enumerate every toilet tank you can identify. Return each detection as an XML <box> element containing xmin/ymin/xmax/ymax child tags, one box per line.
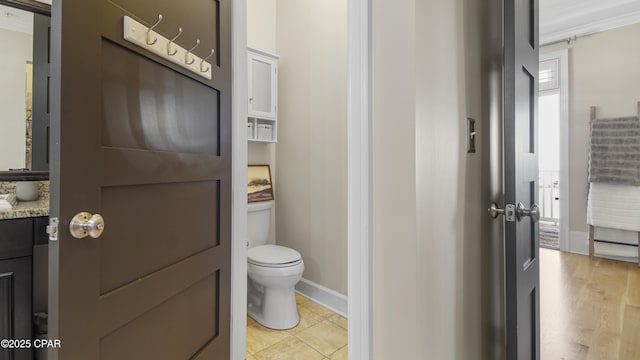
<box><xmin>247</xmin><ymin>201</ymin><xmax>272</xmax><ymax>247</ymax></box>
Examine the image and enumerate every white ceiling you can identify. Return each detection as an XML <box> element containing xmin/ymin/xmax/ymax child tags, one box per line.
<box><xmin>0</xmin><ymin>1</ymin><xmax>637</xmax><ymax>45</ymax></box>
<box><xmin>540</xmin><ymin>0</ymin><xmax>640</xmax><ymax>44</ymax></box>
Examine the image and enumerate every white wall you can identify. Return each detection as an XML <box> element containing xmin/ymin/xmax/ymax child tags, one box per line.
<box><xmin>542</xmin><ymin>23</ymin><xmax>640</xmax><ymax>233</ymax></box>
<box><xmin>245</xmin><ymin>0</ymin><xmax>349</xmax><ymax>295</ymax></box>
<box><xmin>275</xmin><ymin>0</ymin><xmax>348</xmax><ymax>295</ymax></box>
<box><xmin>247</xmin><ymin>0</ymin><xmax>277</xmax><ymax>244</ymax></box>
<box><xmin>246</xmin><ymin>0</ymin><xmax>276</xmax><ymax>53</ymax></box>
<box><xmin>0</xmin><ymin>28</ymin><xmax>32</xmax><ymax>170</ymax></box>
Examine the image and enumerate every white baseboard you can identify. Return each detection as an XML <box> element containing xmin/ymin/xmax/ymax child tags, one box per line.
<box><xmin>295</xmin><ymin>278</ymin><xmax>348</xmax><ymax>318</ymax></box>
<box><xmin>568</xmin><ymin>230</ymin><xmax>589</xmax><ymax>255</ymax></box>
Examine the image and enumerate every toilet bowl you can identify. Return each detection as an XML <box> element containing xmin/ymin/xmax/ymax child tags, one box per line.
<box><xmin>247</xmin><ymin>245</ymin><xmax>304</xmax><ymax>329</ymax></box>
<box><xmin>247</xmin><ymin>202</ymin><xmax>304</xmax><ymax>330</ymax></box>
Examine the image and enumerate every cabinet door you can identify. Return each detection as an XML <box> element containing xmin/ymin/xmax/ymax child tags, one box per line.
<box><xmin>248</xmin><ymin>52</ymin><xmax>277</xmax><ymax>119</ymax></box>
<box><xmin>0</xmin><ymin>257</ymin><xmax>33</xmax><ymax>360</ymax></box>
<box><xmin>0</xmin><ymin>219</ymin><xmax>33</xmax><ymax>259</ymax></box>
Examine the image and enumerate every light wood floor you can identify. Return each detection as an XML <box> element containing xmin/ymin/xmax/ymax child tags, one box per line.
<box><xmin>541</xmin><ymin>248</ymin><xmax>640</xmax><ymax>359</ymax></box>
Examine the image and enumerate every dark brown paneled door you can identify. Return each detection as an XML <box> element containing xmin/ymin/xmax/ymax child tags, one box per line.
<box><xmin>504</xmin><ymin>0</ymin><xmax>540</xmax><ymax>358</ymax></box>
<box><xmin>48</xmin><ymin>0</ymin><xmax>231</xmax><ymax>359</ymax></box>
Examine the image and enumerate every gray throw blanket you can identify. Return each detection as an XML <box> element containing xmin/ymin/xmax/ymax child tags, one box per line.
<box><xmin>589</xmin><ymin>116</ymin><xmax>640</xmax><ymax>185</ymax></box>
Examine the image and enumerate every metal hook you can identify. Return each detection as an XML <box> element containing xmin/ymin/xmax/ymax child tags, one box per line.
<box><xmin>185</xmin><ymin>39</ymin><xmax>200</xmax><ymax>65</ymax></box>
<box><xmin>167</xmin><ymin>27</ymin><xmax>183</xmax><ymax>56</ymax></box>
<box><xmin>200</xmin><ymin>49</ymin><xmax>215</xmax><ymax>72</ymax></box>
<box><xmin>146</xmin><ymin>14</ymin><xmax>163</xmax><ymax>45</ymax></box>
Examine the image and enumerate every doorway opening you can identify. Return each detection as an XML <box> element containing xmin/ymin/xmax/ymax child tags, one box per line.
<box><xmin>538</xmin><ymin>50</ymin><xmax>568</xmax><ymax>251</ymax></box>
<box><xmin>538</xmin><ymin>1</ymin><xmax>640</xmax><ymax>356</ymax></box>
<box><xmin>243</xmin><ymin>1</ymin><xmax>350</xmax><ymax>355</ymax></box>
<box><xmin>537</xmin><ymin>69</ymin><xmax>560</xmax><ymax>249</ymax></box>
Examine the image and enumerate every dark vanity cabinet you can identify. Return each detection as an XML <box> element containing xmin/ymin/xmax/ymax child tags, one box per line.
<box><xmin>0</xmin><ymin>217</ymin><xmax>47</xmax><ymax>360</ymax></box>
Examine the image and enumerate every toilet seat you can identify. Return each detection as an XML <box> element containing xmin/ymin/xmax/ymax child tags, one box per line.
<box><xmin>248</xmin><ymin>245</ymin><xmax>302</xmax><ymax>268</ymax></box>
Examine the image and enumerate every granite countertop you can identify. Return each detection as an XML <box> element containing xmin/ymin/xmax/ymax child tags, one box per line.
<box><xmin>0</xmin><ymin>181</ymin><xmax>50</xmax><ymax>220</ymax></box>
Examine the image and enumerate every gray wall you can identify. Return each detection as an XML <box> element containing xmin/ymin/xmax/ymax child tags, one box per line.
<box><xmin>372</xmin><ymin>0</ymin><xmax>505</xmax><ymax>358</ymax></box>
<box><xmin>415</xmin><ymin>0</ymin><xmax>467</xmax><ymax>354</ymax></box>
<box><xmin>463</xmin><ymin>0</ymin><xmax>506</xmax><ymax>357</ymax></box>
<box><xmin>371</xmin><ymin>0</ymin><xmax>417</xmax><ymax>356</ymax></box>
<box><xmin>542</xmin><ymin>23</ymin><xmax>640</xmax><ymax>234</ymax></box>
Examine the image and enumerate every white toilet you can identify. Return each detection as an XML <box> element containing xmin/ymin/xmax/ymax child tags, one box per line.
<box><xmin>247</xmin><ymin>201</ymin><xmax>304</xmax><ymax>329</ymax></box>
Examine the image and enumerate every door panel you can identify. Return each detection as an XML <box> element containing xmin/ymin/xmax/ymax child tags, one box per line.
<box><xmin>520</xmin><ymin>68</ymin><xmax>535</xmax><ymax>154</ymax></box>
<box><xmin>504</xmin><ymin>0</ymin><xmax>540</xmax><ymax>358</ymax></box>
<box><xmin>101</xmin><ymin>40</ymin><xmax>221</xmax><ymax>154</ymax></box>
<box><xmin>96</xmin><ymin>248</ymin><xmax>222</xmax><ymax>337</ymax></box>
<box><xmin>99</xmin><ymin>181</ymin><xmax>220</xmax><ymax>293</ymax></box>
<box><xmin>99</xmin><ymin>273</ymin><xmax>219</xmax><ymax>360</ymax></box>
<box><xmin>49</xmin><ymin>0</ymin><xmax>231</xmax><ymax>358</ymax></box>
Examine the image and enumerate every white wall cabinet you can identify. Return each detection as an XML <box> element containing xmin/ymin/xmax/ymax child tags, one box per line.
<box><xmin>248</xmin><ymin>48</ymin><xmax>278</xmax><ymax>142</ymax></box>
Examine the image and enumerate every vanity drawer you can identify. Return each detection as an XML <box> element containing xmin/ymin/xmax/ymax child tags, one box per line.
<box><xmin>0</xmin><ymin>218</ymin><xmax>33</xmax><ymax>259</ymax></box>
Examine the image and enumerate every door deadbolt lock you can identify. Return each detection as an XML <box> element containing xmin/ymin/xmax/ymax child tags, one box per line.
<box><xmin>488</xmin><ymin>203</ymin><xmax>516</xmax><ymax>222</ymax></box>
<box><xmin>488</xmin><ymin>202</ymin><xmax>504</xmax><ymax>218</ymax></box>
<box><xmin>69</xmin><ymin>212</ymin><xmax>105</xmax><ymax>239</ymax></box>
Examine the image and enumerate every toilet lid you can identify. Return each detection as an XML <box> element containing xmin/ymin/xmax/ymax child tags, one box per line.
<box><xmin>248</xmin><ymin>245</ymin><xmax>302</xmax><ymax>267</ymax></box>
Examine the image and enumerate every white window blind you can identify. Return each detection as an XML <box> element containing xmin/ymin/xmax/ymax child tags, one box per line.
<box><xmin>539</xmin><ymin>58</ymin><xmax>559</xmax><ymax>91</ymax></box>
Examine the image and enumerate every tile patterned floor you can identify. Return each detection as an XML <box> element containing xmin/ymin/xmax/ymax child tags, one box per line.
<box><xmin>247</xmin><ymin>294</ymin><xmax>348</xmax><ymax>360</ymax></box>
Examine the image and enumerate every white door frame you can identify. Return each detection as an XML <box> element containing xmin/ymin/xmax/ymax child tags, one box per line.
<box><xmin>230</xmin><ymin>0</ymin><xmax>372</xmax><ymax>359</ymax></box>
<box><xmin>539</xmin><ymin>49</ymin><xmax>569</xmax><ymax>252</ymax></box>
<box><xmin>346</xmin><ymin>0</ymin><xmax>372</xmax><ymax>358</ymax></box>
<box><xmin>230</xmin><ymin>0</ymin><xmax>248</xmax><ymax>358</ymax></box>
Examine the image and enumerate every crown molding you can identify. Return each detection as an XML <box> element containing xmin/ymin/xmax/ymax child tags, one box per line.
<box><xmin>540</xmin><ymin>0</ymin><xmax>640</xmax><ymax>45</ymax></box>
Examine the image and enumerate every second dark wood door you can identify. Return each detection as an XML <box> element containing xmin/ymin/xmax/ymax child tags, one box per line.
<box><xmin>504</xmin><ymin>0</ymin><xmax>540</xmax><ymax>358</ymax></box>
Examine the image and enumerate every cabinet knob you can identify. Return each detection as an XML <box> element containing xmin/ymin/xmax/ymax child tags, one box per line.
<box><xmin>249</xmin><ymin>97</ymin><xmax>253</xmax><ymax>103</ymax></box>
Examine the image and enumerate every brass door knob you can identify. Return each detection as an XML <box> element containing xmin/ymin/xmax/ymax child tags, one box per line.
<box><xmin>69</xmin><ymin>212</ymin><xmax>105</xmax><ymax>239</ymax></box>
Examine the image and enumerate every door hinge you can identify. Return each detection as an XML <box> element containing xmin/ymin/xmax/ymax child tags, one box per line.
<box><xmin>505</xmin><ymin>204</ymin><xmax>516</xmax><ymax>222</ymax></box>
<box><xmin>47</xmin><ymin>217</ymin><xmax>59</xmax><ymax>241</ymax></box>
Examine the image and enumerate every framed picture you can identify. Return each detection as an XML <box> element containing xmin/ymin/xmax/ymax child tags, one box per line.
<box><xmin>248</xmin><ymin>165</ymin><xmax>274</xmax><ymax>202</ymax></box>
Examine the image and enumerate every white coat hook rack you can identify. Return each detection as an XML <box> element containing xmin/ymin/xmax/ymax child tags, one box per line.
<box><xmin>167</xmin><ymin>28</ymin><xmax>182</xmax><ymax>56</ymax></box>
<box><xmin>200</xmin><ymin>49</ymin><xmax>215</xmax><ymax>72</ymax></box>
<box><xmin>185</xmin><ymin>39</ymin><xmax>200</xmax><ymax>65</ymax></box>
<box><xmin>146</xmin><ymin>14</ymin><xmax>162</xmax><ymax>45</ymax></box>
<box><xmin>123</xmin><ymin>16</ymin><xmax>212</xmax><ymax>80</ymax></box>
